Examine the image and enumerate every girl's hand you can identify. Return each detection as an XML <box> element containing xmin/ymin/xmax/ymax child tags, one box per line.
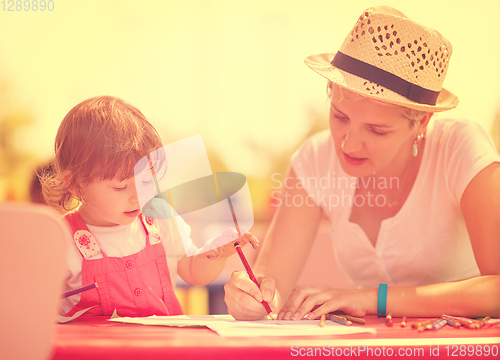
<box><xmin>224</xmin><ymin>271</ymin><xmax>277</xmax><ymax>320</ymax></box>
<box><xmin>277</xmin><ymin>286</ymin><xmax>376</xmax><ymax>320</ymax></box>
<box><xmin>218</xmin><ymin>232</ymin><xmax>259</xmax><ymax>257</ymax></box>
<box><xmin>203</xmin><ymin>229</ymin><xmax>259</xmax><ymax>259</ymax></box>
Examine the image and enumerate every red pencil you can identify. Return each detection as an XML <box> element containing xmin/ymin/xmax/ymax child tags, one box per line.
<box><xmin>226</xmin><ymin>195</ymin><xmax>274</xmax><ymax>319</ymax></box>
<box><xmin>234</xmin><ymin>244</ymin><xmax>274</xmax><ymax>319</ymax></box>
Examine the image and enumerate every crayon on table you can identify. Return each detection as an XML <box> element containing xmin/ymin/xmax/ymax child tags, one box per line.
<box><xmin>330</xmin><ymin>311</ymin><xmax>365</xmax><ymax>324</ymax></box>
<box><xmin>386</xmin><ymin>311</ymin><xmax>393</xmax><ymax>327</ymax></box>
<box><xmin>341</xmin><ymin>314</ymin><xmax>366</xmax><ymax>325</ymax></box>
<box><xmin>319</xmin><ymin>314</ymin><xmax>326</xmax><ymax>327</ymax></box>
<box><xmin>486</xmin><ymin>318</ymin><xmax>500</xmax><ymax>327</ymax></box>
<box><xmin>442</xmin><ymin>314</ymin><xmax>474</xmax><ymax>323</ymax></box>
<box><xmin>400</xmin><ymin>316</ymin><xmax>407</xmax><ymax>328</ymax></box>
<box><xmin>442</xmin><ymin>315</ymin><xmax>475</xmax><ymax>329</ymax></box>
<box><xmin>473</xmin><ymin>316</ymin><xmax>491</xmax><ymax>329</ymax></box>
<box><xmin>445</xmin><ymin>318</ymin><xmax>461</xmax><ymax>328</ymax></box>
<box><xmin>412</xmin><ymin>318</ymin><xmax>439</xmax><ymax>331</ymax></box>
<box><xmin>419</xmin><ymin>323</ymin><xmax>434</xmax><ymax>332</ymax></box>
<box><xmin>430</xmin><ymin>318</ymin><xmax>448</xmax><ymax>331</ymax></box>
<box><xmin>327</xmin><ymin>314</ymin><xmax>352</xmax><ymax>326</ymax></box>
<box><xmin>419</xmin><ymin>319</ymin><xmax>443</xmax><ymax>332</ymax></box>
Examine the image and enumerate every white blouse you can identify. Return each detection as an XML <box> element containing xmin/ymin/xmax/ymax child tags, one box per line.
<box><xmin>291</xmin><ymin>118</ymin><xmax>500</xmax><ymax>288</ymax></box>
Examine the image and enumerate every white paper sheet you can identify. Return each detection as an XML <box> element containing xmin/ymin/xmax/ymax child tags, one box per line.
<box><xmin>56</xmin><ymin>306</ymin><xmax>97</xmax><ymax>323</ymax></box>
<box><xmin>108</xmin><ymin>314</ymin><xmax>377</xmax><ymax>337</ymax></box>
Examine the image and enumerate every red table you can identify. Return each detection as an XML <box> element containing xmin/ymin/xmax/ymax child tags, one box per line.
<box><xmin>51</xmin><ymin>316</ymin><xmax>500</xmax><ymax>360</ymax></box>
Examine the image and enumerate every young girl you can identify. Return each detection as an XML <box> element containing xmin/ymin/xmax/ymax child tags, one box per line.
<box><xmin>42</xmin><ymin>95</ymin><xmax>258</xmax><ymax>317</ymax></box>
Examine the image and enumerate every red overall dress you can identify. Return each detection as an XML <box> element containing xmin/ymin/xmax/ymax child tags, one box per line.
<box><xmin>63</xmin><ymin>211</ymin><xmax>183</xmax><ymax>317</ymax></box>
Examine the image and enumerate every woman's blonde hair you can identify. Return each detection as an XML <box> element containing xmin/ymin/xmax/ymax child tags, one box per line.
<box><xmin>327</xmin><ymin>81</ymin><xmax>429</xmax><ymax>127</ymax></box>
<box><xmin>41</xmin><ymin>96</ymin><xmax>163</xmax><ymax>212</ymax></box>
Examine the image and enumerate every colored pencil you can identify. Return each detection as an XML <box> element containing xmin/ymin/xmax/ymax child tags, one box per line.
<box><xmin>442</xmin><ymin>315</ymin><xmax>475</xmax><ymax>329</ymax></box>
<box><xmin>442</xmin><ymin>314</ymin><xmax>474</xmax><ymax>324</ymax></box>
<box><xmin>233</xmin><ymin>243</ymin><xmax>274</xmax><ymax>319</ymax></box>
<box><xmin>386</xmin><ymin>311</ymin><xmax>393</xmax><ymax>327</ymax></box>
<box><xmin>62</xmin><ymin>282</ymin><xmax>98</xmax><ymax>298</ymax></box>
<box><xmin>319</xmin><ymin>314</ymin><xmax>326</xmax><ymax>327</ymax></box>
<box><xmin>485</xmin><ymin>318</ymin><xmax>500</xmax><ymax>327</ymax></box>
<box><xmin>224</xmin><ymin>194</ymin><xmax>273</xmax><ymax>320</ymax></box>
<box><xmin>473</xmin><ymin>316</ymin><xmax>491</xmax><ymax>329</ymax></box>
<box><xmin>331</xmin><ymin>311</ymin><xmax>366</xmax><ymax>324</ymax></box>
<box><xmin>445</xmin><ymin>318</ymin><xmax>461</xmax><ymax>328</ymax></box>
<box><xmin>412</xmin><ymin>318</ymin><xmax>439</xmax><ymax>331</ymax></box>
<box><xmin>327</xmin><ymin>314</ymin><xmax>352</xmax><ymax>326</ymax></box>
<box><xmin>400</xmin><ymin>315</ymin><xmax>407</xmax><ymax>328</ymax></box>
<box><xmin>341</xmin><ymin>314</ymin><xmax>366</xmax><ymax>325</ymax></box>
<box><xmin>430</xmin><ymin>318</ymin><xmax>448</xmax><ymax>330</ymax></box>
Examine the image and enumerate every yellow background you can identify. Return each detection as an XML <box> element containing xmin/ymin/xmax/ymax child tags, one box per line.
<box><xmin>1</xmin><ymin>0</ymin><xmax>499</xmax><ymax>217</ymax></box>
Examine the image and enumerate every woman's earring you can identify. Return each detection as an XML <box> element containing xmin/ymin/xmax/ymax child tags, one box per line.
<box><xmin>412</xmin><ymin>134</ymin><xmax>425</xmax><ymax>157</ymax></box>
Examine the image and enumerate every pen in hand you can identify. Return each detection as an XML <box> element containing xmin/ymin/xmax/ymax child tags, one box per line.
<box><xmin>234</xmin><ymin>243</ymin><xmax>275</xmax><ymax>320</ymax></box>
<box><xmin>225</xmin><ymin>192</ymin><xmax>274</xmax><ymax>320</ymax></box>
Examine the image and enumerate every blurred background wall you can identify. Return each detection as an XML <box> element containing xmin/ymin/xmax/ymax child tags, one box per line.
<box><xmin>1</xmin><ymin>0</ymin><xmax>499</xmax><ymax>314</ymax></box>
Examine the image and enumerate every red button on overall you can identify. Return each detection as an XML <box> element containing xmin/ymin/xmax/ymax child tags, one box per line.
<box><xmin>134</xmin><ymin>288</ymin><xmax>142</xmax><ymax>296</ymax></box>
<box><xmin>126</xmin><ymin>260</ymin><xmax>134</xmax><ymax>269</ymax></box>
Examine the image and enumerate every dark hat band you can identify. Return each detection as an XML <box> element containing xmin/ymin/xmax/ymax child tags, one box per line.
<box><xmin>331</xmin><ymin>52</ymin><xmax>440</xmax><ymax>106</ymax></box>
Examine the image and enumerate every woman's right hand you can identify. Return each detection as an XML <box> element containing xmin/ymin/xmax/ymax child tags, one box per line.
<box><xmin>224</xmin><ymin>270</ymin><xmax>278</xmax><ymax>320</ymax></box>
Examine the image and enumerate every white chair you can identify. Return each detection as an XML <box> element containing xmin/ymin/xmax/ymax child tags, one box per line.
<box><xmin>0</xmin><ymin>204</ymin><xmax>67</xmax><ymax>360</ymax></box>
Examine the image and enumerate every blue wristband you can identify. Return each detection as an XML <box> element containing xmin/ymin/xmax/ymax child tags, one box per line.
<box><xmin>377</xmin><ymin>284</ymin><xmax>388</xmax><ymax>317</ymax></box>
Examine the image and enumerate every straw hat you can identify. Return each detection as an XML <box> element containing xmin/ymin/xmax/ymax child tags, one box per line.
<box><xmin>305</xmin><ymin>6</ymin><xmax>459</xmax><ymax>112</ymax></box>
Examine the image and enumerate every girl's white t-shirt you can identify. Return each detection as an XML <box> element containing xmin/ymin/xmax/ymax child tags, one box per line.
<box><xmin>60</xmin><ymin>215</ymin><xmax>196</xmax><ymax>314</ymax></box>
<box><xmin>291</xmin><ymin>118</ymin><xmax>500</xmax><ymax>288</ymax></box>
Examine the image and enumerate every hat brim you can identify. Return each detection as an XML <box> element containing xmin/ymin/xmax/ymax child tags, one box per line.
<box><xmin>305</xmin><ymin>53</ymin><xmax>459</xmax><ymax>112</ymax></box>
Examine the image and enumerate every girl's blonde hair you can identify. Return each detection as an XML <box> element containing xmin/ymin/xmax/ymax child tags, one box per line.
<box><xmin>327</xmin><ymin>81</ymin><xmax>429</xmax><ymax>127</ymax></box>
<box><xmin>41</xmin><ymin>96</ymin><xmax>163</xmax><ymax>212</ymax></box>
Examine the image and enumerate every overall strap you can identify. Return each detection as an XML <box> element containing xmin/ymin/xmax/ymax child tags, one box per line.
<box><xmin>63</xmin><ymin>211</ymin><xmax>103</xmax><ymax>260</ymax></box>
<box><xmin>139</xmin><ymin>214</ymin><xmax>162</xmax><ymax>246</ymax></box>
<box><xmin>150</xmin><ymin>236</ymin><xmax>184</xmax><ymax>315</ymax></box>
<box><xmin>139</xmin><ymin>214</ymin><xmax>183</xmax><ymax>314</ymax></box>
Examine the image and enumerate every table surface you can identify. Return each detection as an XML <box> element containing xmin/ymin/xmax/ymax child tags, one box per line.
<box><xmin>50</xmin><ymin>315</ymin><xmax>500</xmax><ymax>360</ymax></box>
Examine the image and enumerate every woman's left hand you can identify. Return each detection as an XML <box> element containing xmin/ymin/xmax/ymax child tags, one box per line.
<box><xmin>277</xmin><ymin>286</ymin><xmax>376</xmax><ymax>320</ymax></box>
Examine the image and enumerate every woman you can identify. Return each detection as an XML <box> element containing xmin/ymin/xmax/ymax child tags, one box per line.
<box><xmin>224</xmin><ymin>6</ymin><xmax>500</xmax><ymax>321</ymax></box>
